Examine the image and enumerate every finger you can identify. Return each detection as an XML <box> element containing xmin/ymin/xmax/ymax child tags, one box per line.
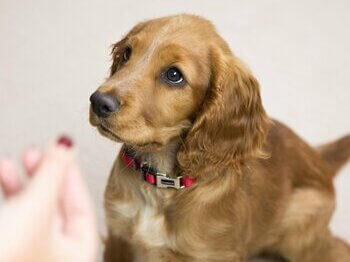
<box><xmin>23</xmin><ymin>136</ymin><xmax>75</xmax><ymax>220</ymax></box>
<box><xmin>0</xmin><ymin>158</ymin><xmax>22</xmax><ymax>197</ymax></box>
<box><xmin>22</xmin><ymin>148</ymin><xmax>42</xmax><ymax>177</ymax></box>
<box><xmin>60</xmin><ymin>164</ymin><xmax>97</xmax><ymax>252</ymax></box>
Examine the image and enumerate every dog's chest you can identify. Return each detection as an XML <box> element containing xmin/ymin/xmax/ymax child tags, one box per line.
<box><xmin>110</xmin><ymin>191</ymin><xmax>169</xmax><ymax>248</ymax></box>
<box><xmin>134</xmin><ymin>203</ymin><xmax>167</xmax><ymax>247</ymax></box>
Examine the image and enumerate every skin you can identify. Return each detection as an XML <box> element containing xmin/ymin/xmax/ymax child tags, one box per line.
<box><xmin>0</xmin><ymin>142</ymin><xmax>97</xmax><ymax>262</ymax></box>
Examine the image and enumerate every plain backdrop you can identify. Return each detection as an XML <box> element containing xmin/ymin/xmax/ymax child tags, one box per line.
<box><xmin>1</xmin><ymin>0</ymin><xmax>349</xmax><ymax>261</ymax></box>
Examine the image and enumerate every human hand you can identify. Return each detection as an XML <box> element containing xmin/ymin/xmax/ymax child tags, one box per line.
<box><xmin>0</xmin><ymin>137</ymin><xmax>97</xmax><ymax>262</ymax></box>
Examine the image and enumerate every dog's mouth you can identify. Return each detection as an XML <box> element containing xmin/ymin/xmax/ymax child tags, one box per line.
<box><xmin>97</xmin><ymin>124</ymin><xmax>123</xmax><ymax>142</ymax></box>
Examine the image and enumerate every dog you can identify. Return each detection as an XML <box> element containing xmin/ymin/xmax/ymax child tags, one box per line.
<box><xmin>89</xmin><ymin>14</ymin><xmax>350</xmax><ymax>262</ymax></box>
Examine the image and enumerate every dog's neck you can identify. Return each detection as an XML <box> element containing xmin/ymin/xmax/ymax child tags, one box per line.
<box><xmin>125</xmin><ymin>138</ymin><xmax>181</xmax><ymax>177</ymax></box>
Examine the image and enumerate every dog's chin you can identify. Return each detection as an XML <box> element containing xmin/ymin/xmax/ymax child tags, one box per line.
<box><xmin>96</xmin><ymin>124</ymin><xmax>163</xmax><ymax>151</ymax></box>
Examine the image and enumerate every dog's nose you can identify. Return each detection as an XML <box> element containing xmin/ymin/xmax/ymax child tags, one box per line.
<box><xmin>89</xmin><ymin>91</ymin><xmax>120</xmax><ymax>118</ymax></box>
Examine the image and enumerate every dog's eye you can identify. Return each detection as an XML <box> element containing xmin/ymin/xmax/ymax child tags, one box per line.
<box><xmin>123</xmin><ymin>47</ymin><xmax>132</xmax><ymax>62</ymax></box>
<box><xmin>165</xmin><ymin>67</ymin><xmax>184</xmax><ymax>84</ymax></box>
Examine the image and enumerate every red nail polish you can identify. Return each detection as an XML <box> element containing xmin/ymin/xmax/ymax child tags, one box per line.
<box><xmin>57</xmin><ymin>135</ymin><xmax>73</xmax><ymax>148</ymax></box>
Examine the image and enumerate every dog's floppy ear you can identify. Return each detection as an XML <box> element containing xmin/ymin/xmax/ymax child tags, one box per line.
<box><xmin>178</xmin><ymin>46</ymin><xmax>269</xmax><ymax>175</ymax></box>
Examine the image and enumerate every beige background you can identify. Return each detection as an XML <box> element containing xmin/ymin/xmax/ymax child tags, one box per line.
<box><xmin>1</xmin><ymin>0</ymin><xmax>349</xmax><ymax>260</ymax></box>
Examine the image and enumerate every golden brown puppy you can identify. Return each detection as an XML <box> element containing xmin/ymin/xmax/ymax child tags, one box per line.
<box><xmin>89</xmin><ymin>14</ymin><xmax>350</xmax><ymax>262</ymax></box>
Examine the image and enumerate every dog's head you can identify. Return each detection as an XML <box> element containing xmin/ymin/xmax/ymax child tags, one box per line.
<box><xmin>90</xmin><ymin>14</ymin><xmax>268</xmax><ymax>171</ymax></box>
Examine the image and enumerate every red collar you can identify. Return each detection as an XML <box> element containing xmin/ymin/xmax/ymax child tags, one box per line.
<box><xmin>121</xmin><ymin>147</ymin><xmax>196</xmax><ymax>189</ymax></box>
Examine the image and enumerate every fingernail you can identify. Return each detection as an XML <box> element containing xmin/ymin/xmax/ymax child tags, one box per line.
<box><xmin>57</xmin><ymin>135</ymin><xmax>73</xmax><ymax>148</ymax></box>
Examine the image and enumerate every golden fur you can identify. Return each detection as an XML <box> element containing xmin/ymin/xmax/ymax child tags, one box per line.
<box><xmin>89</xmin><ymin>14</ymin><xmax>350</xmax><ymax>261</ymax></box>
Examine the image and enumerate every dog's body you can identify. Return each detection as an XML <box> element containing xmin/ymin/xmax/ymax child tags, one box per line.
<box><xmin>103</xmin><ymin>121</ymin><xmax>350</xmax><ymax>262</ymax></box>
<box><xmin>89</xmin><ymin>15</ymin><xmax>350</xmax><ymax>261</ymax></box>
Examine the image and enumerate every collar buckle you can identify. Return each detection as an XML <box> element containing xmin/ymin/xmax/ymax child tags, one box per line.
<box><xmin>156</xmin><ymin>173</ymin><xmax>184</xmax><ymax>189</ymax></box>
<box><xmin>122</xmin><ymin>147</ymin><xmax>194</xmax><ymax>189</ymax></box>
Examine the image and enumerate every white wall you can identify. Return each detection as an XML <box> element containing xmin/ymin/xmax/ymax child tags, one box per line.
<box><xmin>1</xmin><ymin>0</ymin><xmax>349</xmax><ymax>259</ymax></box>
